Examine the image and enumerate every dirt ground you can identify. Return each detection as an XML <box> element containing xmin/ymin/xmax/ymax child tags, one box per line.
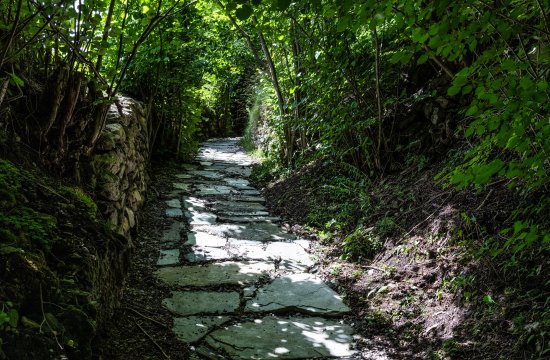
<box><xmin>93</xmin><ymin>160</ymin><xmax>191</xmax><ymax>360</ymax></box>
<box><xmin>261</xmin><ymin>154</ymin><xmax>548</xmax><ymax>360</ymax></box>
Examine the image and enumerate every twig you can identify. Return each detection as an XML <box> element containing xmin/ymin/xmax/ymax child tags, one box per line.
<box><xmin>475</xmin><ymin>189</ymin><xmax>494</xmax><ymax>211</ymax></box>
<box><xmin>135</xmin><ymin>320</ymin><xmax>170</xmax><ymax>359</ymax></box>
<box><xmin>361</xmin><ymin>265</ymin><xmax>384</xmax><ymax>272</ymax></box>
<box><xmin>149</xmin><ymin>185</ymin><xmax>160</xmax><ymax>198</ymax></box>
<box><xmin>39</xmin><ymin>284</ymin><xmax>63</xmax><ymax>350</ymax></box>
<box><xmin>403</xmin><ymin>194</ymin><xmax>453</xmax><ymax>237</ymax></box>
<box><xmin>121</xmin><ymin>306</ymin><xmax>168</xmax><ymax>329</ymax></box>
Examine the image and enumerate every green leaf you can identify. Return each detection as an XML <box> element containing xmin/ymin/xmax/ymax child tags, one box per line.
<box><xmin>462</xmin><ymin>85</ymin><xmax>473</xmax><ymax>95</ymax></box>
<box><xmin>465</xmin><ymin>104</ymin><xmax>478</xmax><ymax>116</ymax></box>
<box><xmin>447</xmin><ymin>85</ymin><xmax>461</xmax><ymax>96</ymax></box>
<box><xmin>337</xmin><ymin>16</ymin><xmax>350</xmax><ymax>32</ymax></box>
<box><xmin>417</xmin><ymin>53</ymin><xmax>429</xmax><ymax>64</ymax></box>
<box><xmin>235</xmin><ymin>4</ymin><xmax>253</xmax><ymax>20</ymax></box>
<box><xmin>9</xmin><ymin>73</ymin><xmax>24</xmax><ymax>87</ymax></box>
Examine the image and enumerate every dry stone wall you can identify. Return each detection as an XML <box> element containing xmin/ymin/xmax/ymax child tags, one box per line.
<box><xmin>91</xmin><ymin>96</ymin><xmax>149</xmax><ymax>239</ymax></box>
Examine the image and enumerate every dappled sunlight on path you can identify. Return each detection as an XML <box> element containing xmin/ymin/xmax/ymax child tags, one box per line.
<box><xmin>152</xmin><ymin>138</ymin><xmax>379</xmax><ymax>359</ymax></box>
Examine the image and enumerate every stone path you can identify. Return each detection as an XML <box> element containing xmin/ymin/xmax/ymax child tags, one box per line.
<box><xmin>154</xmin><ymin>138</ymin><xmax>356</xmax><ymax>359</ymax></box>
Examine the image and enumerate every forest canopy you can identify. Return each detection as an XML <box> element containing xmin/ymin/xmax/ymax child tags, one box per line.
<box><xmin>1</xmin><ymin>0</ymin><xmax>549</xmax><ymax>358</ymax></box>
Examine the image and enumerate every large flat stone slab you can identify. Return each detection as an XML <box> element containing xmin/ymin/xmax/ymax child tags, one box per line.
<box><xmin>163</xmin><ymin>291</ymin><xmax>240</xmax><ymax>316</ymax></box>
<box><xmin>205</xmin><ymin>316</ymin><xmax>356</xmax><ymax>359</ymax></box>
<box><xmin>175</xmin><ymin>173</ymin><xmax>193</xmax><ymax>180</ymax></box>
<box><xmin>166</xmin><ymin>208</ymin><xmax>183</xmax><ymax>217</ymax></box>
<box><xmin>155</xmin><ymin>261</ymin><xmax>272</xmax><ymax>287</ymax></box>
<box><xmin>188</xmin><ymin>170</ymin><xmax>223</xmax><ymax>180</ymax></box>
<box><xmin>218</xmin><ymin>215</ymin><xmax>281</xmax><ymax>223</ymax></box>
<box><xmin>183</xmin><ymin>196</ymin><xmax>208</xmax><ymax>210</ymax></box>
<box><xmin>184</xmin><ymin>232</ymin><xmax>227</xmax><ymax>247</ymax></box>
<box><xmin>161</xmin><ymin>222</ymin><xmax>185</xmax><ymax>245</ymax></box>
<box><xmin>246</xmin><ymin>273</ymin><xmax>350</xmax><ymax>316</ymax></box>
<box><xmin>195</xmin><ymin>184</ymin><xmax>234</xmax><ymax>196</ymax></box>
<box><xmin>223</xmin><ymin>178</ymin><xmax>254</xmax><ymax>190</ymax></box>
<box><xmin>212</xmin><ymin>201</ymin><xmax>267</xmax><ymax>212</ymax></box>
<box><xmin>227</xmin><ymin>195</ymin><xmax>266</xmax><ymax>203</ymax></box>
<box><xmin>173</xmin><ymin>316</ymin><xmax>230</xmax><ymax>343</ymax></box>
<box><xmin>185</xmin><ymin>246</ymin><xmax>232</xmax><ymax>262</ymax></box>
<box><xmin>184</xmin><ymin>210</ymin><xmax>217</xmax><ymax>225</ymax></box>
<box><xmin>192</xmin><ymin>223</ymin><xmax>296</xmax><ymax>242</ymax></box>
<box><xmin>157</xmin><ymin>249</ymin><xmax>180</xmax><ymax>266</ymax></box>
<box><xmin>221</xmin><ymin>166</ymin><xmax>252</xmax><ymax>177</ymax></box>
<box><xmin>165</xmin><ymin>198</ymin><xmax>181</xmax><ymax>208</ymax></box>
<box><xmin>173</xmin><ymin>183</ymin><xmax>191</xmax><ymax>191</ymax></box>
<box><xmin>264</xmin><ymin>241</ymin><xmax>313</xmax><ymax>267</ymax></box>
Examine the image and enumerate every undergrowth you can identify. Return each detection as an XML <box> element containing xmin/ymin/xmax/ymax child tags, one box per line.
<box><xmin>252</xmin><ymin>144</ymin><xmax>549</xmax><ymax>359</ymax></box>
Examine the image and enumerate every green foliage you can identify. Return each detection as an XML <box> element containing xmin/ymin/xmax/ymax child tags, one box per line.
<box><xmin>0</xmin><ymin>160</ymin><xmax>57</xmax><ymax>250</ymax></box>
<box><xmin>341</xmin><ymin>226</ymin><xmax>384</xmax><ymax>261</ymax></box>
<box><xmin>0</xmin><ymin>302</ymin><xmax>18</xmax><ymax>331</ymax></box>
<box><xmin>375</xmin><ymin>216</ymin><xmax>397</xmax><ymax>237</ymax></box>
<box><xmin>0</xmin><ymin>207</ymin><xmax>58</xmax><ymax>250</ymax></box>
<box><xmin>62</xmin><ymin>187</ymin><xmax>98</xmax><ymax>220</ymax></box>
<box><xmin>250</xmin><ymin>157</ymin><xmax>282</xmax><ymax>186</ymax></box>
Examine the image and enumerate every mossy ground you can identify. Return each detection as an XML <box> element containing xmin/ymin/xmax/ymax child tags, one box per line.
<box><xmin>0</xmin><ymin>159</ymin><xmax>124</xmax><ymax>359</ymax></box>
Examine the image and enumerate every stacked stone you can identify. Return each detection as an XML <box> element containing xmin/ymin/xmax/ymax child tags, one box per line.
<box><xmin>92</xmin><ymin>96</ymin><xmax>149</xmax><ymax>239</ymax></box>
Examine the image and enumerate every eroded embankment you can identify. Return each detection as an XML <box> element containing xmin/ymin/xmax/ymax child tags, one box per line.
<box><xmin>259</xmin><ymin>152</ymin><xmax>548</xmax><ymax>359</ymax></box>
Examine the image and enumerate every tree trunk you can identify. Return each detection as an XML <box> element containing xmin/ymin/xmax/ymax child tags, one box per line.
<box><xmin>44</xmin><ymin>67</ymin><xmax>69</xmax><ymax>137</ymax></box>
<box><xmin>57</xmin><ymin>72</ymin><xmax>83</xmax><ymax>157</ymax></box>
<box><xmin>373</xmin><ymin>27</ymin><xmax>384</xmax><ymax>172</ymax></box>
<box><xmin>0</xmin><ymin>78</ymin><xmax>9</xmax><ymax>110</ymax></box>
<box><xmin>95</xmin><ymin>0</ymin><xmax>116</xmax><ymax>72</ymax></box>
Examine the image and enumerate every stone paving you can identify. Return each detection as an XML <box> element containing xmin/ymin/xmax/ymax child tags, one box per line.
<box><xmin>154</xmin><ymin>138</ymin><xmax>357</xmax><ymax>359</ymax></box>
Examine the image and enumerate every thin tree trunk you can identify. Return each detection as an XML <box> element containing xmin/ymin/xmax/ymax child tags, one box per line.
<box><xmin>57</xmin><ymin>73</ymin><xmax>82</xmax><ymax>156</ymax></box>
<box><xmin>44</xmin><ymin>67</ymin><xmax>69</xmax><ymax>136</ymax></box>
<box><xmin>257</xmin><ymin>25</ymin><xmax>293</xmax><ymax>163</ymax></box>
<box><xmin>95</xmin><ymin>0</ymin><xmax>116</xmax><ymax>72</ymax></box>
<box><xmin>0</xmin><ymin>0</ymin><xmax>23</xmax><ymax>69</ymax></box>
<box><xmin>0</xmin><ymin>78</ymin><xmax>9</xmax><ymax>110</ymax></box>
<box><xmin>215</xmin><ymin>0</ymin><xmax>265</xmax><ymax>72</ymax></box>
<box><xmin>373</xmin><ymin>27</ymin><xmax>383</xmax><ymax>171</ymax></box>
<box><xmin>256</xmin><ymin>27</ymin><xmax>285</xmax><ymax>118</ymax></box>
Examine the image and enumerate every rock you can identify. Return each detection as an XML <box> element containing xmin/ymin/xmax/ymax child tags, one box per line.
<box><xmin>217</xmin><ymin>215</ymin><xmax>280</xmax><ymax>223</ymax></box>
<box><xmin>125</xmin><ymin>207</ymin><xmax>135</xmax><ymax>228</ymax></box>
<box><xmin>157</xmin><ymin>249</ymin><xmax>180</xmax><ymax>266</ymax></box>
<box><xmin>188</xmin><ymin>170</ymin><xmax>223</xmax><ymax>180</ymax></box>
<box><xmin>205</xmin><ymin>316</ymin><xmax>356</xmax><ymax>359</ymax></box>
<box><xmin>173</xmin><ymin>183</ymin><xmax>191</xmax><ymax>191</ymax></box>
<box><xmin>184</xmin><ymin>232</ymin><xmax>227</xmax><ymax>247</ymax></box>
<box><xmin>185</xmin><ymin>246</ymin><xmax>232</xmax><ymax>263</ymax></box>
<box><xmin>166</xmin><ymin>208</ymin><xmax>183</xmax><ymax>217</ymax></box>
<box><xmin>162</xmin><ymin>222</ymin><xmax>186</xmax><ymax>245</ymax></box>
<box><xmin>163</xmin><ymin>291</ymin><xmax>240</xmax><ymax>316</ymax></box>
<box><xmin>173</xmin><ymin>316</ymin><xmax>230</xmax><ymax>343</ymax></box>
<box><xmin>184</xmin><ymin>210</ymin><xmax>217</xmax><ymax>225</ymax></box>
<box><xmin>165</xmin><ymin>198</ymin><xmax>181</xmax><ymax>208</ymax></box>
<box><xmin>245</xmin><ymin>273</ymin><xmax>350</xmax><ymax>316</ymax></box>
<box><xmin>192</xmin><ymin>223</ymin><xmax>296</xmax><ymax>242</ymax></box>
<box><xmin>154</xmin><ymin>261</ymin><xmax>272</xmax><ymax>287</ymax></box>
<box><xmin>195</xmin><ymin>184</ymin><xmax>233</xmax><ymax>196</ymax></box>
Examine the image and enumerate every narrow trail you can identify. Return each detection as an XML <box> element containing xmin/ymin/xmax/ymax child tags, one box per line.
<box><xmin>154</xmin><ymin>138</ymin><xmax>357</xmax><ymax>359</ymax></box>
